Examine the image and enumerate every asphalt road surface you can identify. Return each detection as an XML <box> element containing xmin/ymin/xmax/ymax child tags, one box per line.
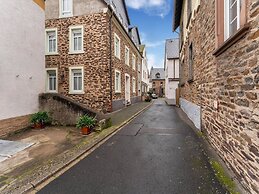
<box><xmin>38</xmin><ymin>99</ymin><xmax>227</xmax><ymax>194</ymax></box>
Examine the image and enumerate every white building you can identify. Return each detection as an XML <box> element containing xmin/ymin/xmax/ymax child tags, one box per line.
<box><xmin>0</xmin><ymin>0</ymin><xmax>45</xmax><ymax>136</ymax></box>
<box><xmin>164</xmin><ymin>39</ymin><xmax>180</xmax><ymax>105</ymax></box>
<box><xmin>139</xmin><ymin>45</ymin><xmax>149</xmax><ymax>95</ymax></box>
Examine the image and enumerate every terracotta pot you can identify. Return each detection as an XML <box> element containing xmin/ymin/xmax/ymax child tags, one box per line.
<box><xmin>81</xmin><ymin>127</ymin><xmax>91</xmax><ymax>135</ymax></box>
<box><xmin>34</xmin><ymin>123</ymin><xmax>44</xmax><ymax>129</ymax></box>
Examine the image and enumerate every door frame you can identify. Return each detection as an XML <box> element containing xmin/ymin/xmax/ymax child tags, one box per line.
<box><xmin>125</xmin><ymin>73</ymin><xmax>131</xmax><ymax>103</ymax></box>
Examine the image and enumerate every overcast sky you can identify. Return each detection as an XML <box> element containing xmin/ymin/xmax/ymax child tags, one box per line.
<box><xmin>125</xmin><ymin>0</ymin><xmax>179</xmax><ymax>70</ymax></box>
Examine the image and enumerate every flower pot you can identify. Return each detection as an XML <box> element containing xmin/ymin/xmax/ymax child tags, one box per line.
<box><xmin>81</xmin><ymin>127</ymin><xmax>91</xmax><ymax>135</ymax></box>
<box><xmin>34</xmin><ymin>123</ymin><xmax>45</xmax><ymax>129</ymax></box>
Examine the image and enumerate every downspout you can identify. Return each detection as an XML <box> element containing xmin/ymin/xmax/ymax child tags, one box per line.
<box><xmin>109</xmin><ymin>10</ymin><xmax>113</xmax><ymax>112</ymax></box>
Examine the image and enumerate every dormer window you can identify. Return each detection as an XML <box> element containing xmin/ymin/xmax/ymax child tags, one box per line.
<box><xmin>156</xmin><ymin>73</ymin><xmax>160</xmax><ymax>79</ymax></box>
<box><xmin>60</xmin><ymin>0</ymin><xmax>73</xmax><ymax>18</ymax></box>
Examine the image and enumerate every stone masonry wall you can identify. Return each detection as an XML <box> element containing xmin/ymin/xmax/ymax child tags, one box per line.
<box><xmin>46</xmin><ymin>11</ymin><xmax>141</xmax><ymax>113</ymax></box>
<box><xmin>46</xmin><ymin>12</ymin><xmax>111</xmax><ymax>113</ymax></box>
<box><xmin>180</xmin><ymin>0</ymin><xmax>259</xmax><ymax>193</ymax></box>
<box><xmin>111</xmin><ymin>18</ymin><xmax>140</xmax><ymax>108</ymax></box>
<box><xmin>0</xmin><ymin>115</ymin><xmax>31</xmax><ymax>138</ymax></box>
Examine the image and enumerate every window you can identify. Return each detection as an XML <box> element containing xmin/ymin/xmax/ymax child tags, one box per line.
<box><xmin>214</xmin><ymin>0</ymin><xmax>248</xmax><ymax>55</ymax></box>
<box><xmin>188</xmin><ymin>44</ymin><xmax>194</xmax><ymax>81</ymax></box>
<box><xmin>156</xmin><ymin>73</ymin><xmax>160</xmax><ymax>79</ymax></box>
<box><xmin>115</xmin><ymin>70</ymin><xmax>121</xmax><ymax>93</ymax></box>
<box><xmin>132</xmin><ymin>77</ymin><xmax>136</xmax><ymax>93</ymax></box>
<box><xmin>46</xmin><ymin>68</ymin><xmax>58</xmax><ymax>92</ymax></box>
<box><xmin>153</xmin><ymin>82</ymin><xmax>155</xmax><ymax>85</ymax></box>
<box><xmin>45</xmin><ymin>28</ymin><xmax>58</xmax><ymax>55</ymax></box>
<box><xmin>132</xmin><ymin>54</ymin><xmax>136</xmax><ymax>70</ymax></box>
<box><xmin>224</xmin><ymin>0</ymin><xmax>241</xmax><ymax>40</ymax></box>
<box><xmin>60</xmin><ymin>0</ymin><xmax>73</xmax><ymax>18</ymax></box>
<box><xmin>114</xmin><ymin>33</ymin><xmax>120</xmax><ymax>59</ymax></box>
<box><xmin>69</xmin><ymin>67</ymin><xmax>84</xmax><ymax>94</ymax></box>
<box><xmin>125</xmin><ymin>46</ymin><xmax>130</xmax><ymax>65</ymax></box>
<box><xmin>69</xmin><ymin>26</ymin><xmax>84</xmax><ymax>54</ymax></box>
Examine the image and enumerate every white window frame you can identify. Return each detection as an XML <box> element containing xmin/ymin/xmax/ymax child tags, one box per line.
<box><xmin>132</xmin><ymin>54</ymin><xmax>136</xmax><ymax>70</ymax></box>
<box><xmin>46</xmin><ymin>68</ymin><xmax>58</xmax><ymax>93</ymax></box>
<box><xmin>45</xmin><ymin>28</ymin><xmax>58</xmax><ymax>55</ymax></box>
<box><xmin>224</xmin><ymin>0</ymin><xmax>241</xmax><ymax>40</ymax></box>
<box><xmin>69</xmin><ymin>67</ymin><xmax>84</xmax><ymax>94</ymax></box>
<box><xmin>59</xmin><ymin>0</ymin><xmax>73</xmax><ymax>18</ymax></box>
<box><xmin>125</xmin><ymin>46</ymin><xmax>130</xmax><ymax>66</ymax></box>
<box><xmin>69</xmin><ymin>25</ymin><xmax>84</xmax><ymax>54</ymax></box>
<box><xmin>114</xmin><ymin>33</ymin><xmax>121</xmax><ymax>59</ymax></box>
<box><xmin>115</xmin><ymin>69</ymin><xmax>121</xmax><ymax>93</ymax></box>
<box><xmin>132</xmin><ymin>77</ymin><xmax>136</xmax><ymax>93</ymax></box>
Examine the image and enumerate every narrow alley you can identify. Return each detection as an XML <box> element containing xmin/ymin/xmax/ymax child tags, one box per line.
<box><xmin>38</xmin><ymin>99</ymin><xmax>227</xmax><ymax>194</ymax></box>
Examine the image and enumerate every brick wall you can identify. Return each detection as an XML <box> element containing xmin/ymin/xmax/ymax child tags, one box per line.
<box><xmin>180</xmin><ymin>0</ymin><xmax>259</xmax><ymax>193</ymax></box>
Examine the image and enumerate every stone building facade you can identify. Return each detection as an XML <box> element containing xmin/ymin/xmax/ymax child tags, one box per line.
<box><xmin>45</xmin><ymin>0</ymin><xmax>142</xmax><ymax>113</ymax></box>
<box><xmin>150</xmin><ymin>68</ymin><xmax>165</xmax><ymax>97</ymax></box>
<box><xmin>173</xmin><ymin>0</ymin><xmax>259</xmax><ymax>193</ymax></box>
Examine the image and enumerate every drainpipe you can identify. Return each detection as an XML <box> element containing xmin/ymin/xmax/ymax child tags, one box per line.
<box><xmin>109</xmin><ymin>10</ymin><xmax>113</xmax><ymax>112</ymax></box>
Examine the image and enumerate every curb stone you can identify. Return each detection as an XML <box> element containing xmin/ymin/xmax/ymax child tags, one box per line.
<box><xmin>1</xmin><ymin>101</ymin><xmax>153</xmax><ymax>194</ymax></box>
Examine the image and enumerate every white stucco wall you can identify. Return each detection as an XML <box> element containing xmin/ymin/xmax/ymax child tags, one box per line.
<box><xmin>180</xmin><ymin>98</ymin><xmax>201</xmax><ymax>130</ymax></box>
<box><xmin>0</xmin><ymin>0</ymin><xmax>45</xmax><ymax>120</ymax></box>
<box><xmin>165</xmin><ymin>59</ymin><xmax>179</xmax><ymax>104</ymax></box>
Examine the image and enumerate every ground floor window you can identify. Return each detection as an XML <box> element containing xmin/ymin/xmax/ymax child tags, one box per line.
<box><xmin>69</xmin><ymin>67</ymin><xmax>84</xmax><ymax>94</ymax></box>
<box><xmin>115</xmin><ymin>70</ymin><xmax>121</xmax><ymax>93</ymax></box>
<box><xmin>132</xmin><ymin>77</ymin><xmax>136</xmax><ymax>93</ymax></box>
<box><xmin>46</xmin><ymin>68</ymin><xmax>57</xmax><ymax>92</ymax></box>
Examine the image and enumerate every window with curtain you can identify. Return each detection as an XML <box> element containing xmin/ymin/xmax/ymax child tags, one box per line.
<box><xmin>125</xmin><ymin>47</ymin><xmax>130</xmax><ymax>65</ymax></box>
<box><xmin>69</xmin><ymin>68</ymin><xmax>83</xmax><ymax>93</ymax></box>
<box><xmin>114</xmin><ymin>34</ymin><xmax>120</xmax><ymax>58</ymax></box>
<box><xmin>133</xmin><ymin>78</ymin><xmax>136</xmax><ymax>93</ymax></box>
<box><xmin>132</xmin><ymin>55</ymin><xmax>136</xmax><ymax>70</ymax></box>
<box><xmin>69</xmin><ymin>26</ymin><xmax>83</xmax><ymax>53</ymax></box>
<box><xmin>115</xmin><ymin>71</ymin><xmax>121</xmax><ymax>93</ymax></box>
<box><xmin>45</xmin><ymin>29</ymin><xmax>57</xmax><ymax>54</ymax></box>
<box><xmin>47</xmin><ymin>69</ymin><xmax>57</xmax><ymax>92</ymax></box>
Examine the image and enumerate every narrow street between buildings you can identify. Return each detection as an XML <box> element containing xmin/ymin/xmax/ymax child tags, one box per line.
<box><xmin>38</xmin><ymin>99</ymin><xmax>228</xmax><ymax>194</ymax></box>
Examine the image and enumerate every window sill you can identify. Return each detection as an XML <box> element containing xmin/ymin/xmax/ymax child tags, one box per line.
<box><xmin>213</xmin><ymin>25</ymin><xmax>250</xmax><ymax>57</ymax></box>
<box><xmin>69</xmin><ymin>51</ymin><xmax>85</xmax><ymax>55</ymax></box>
<box><xmin>69</xmin><ymin>91</ymin><xmax>85</xmax><ymax>95</ymax></box>
<box><xmin>115</xmin><ymin>91</ymin><xmax>121</xmax><ymax>94</ymax></box>
<box><xmin>45</xmin><ymin>53</ymin><xmax>59</xmax><ymax>56</ymax></box>
<box><xmin>115</xmin><ymin>55</ymin><xmax>120</xmax><ymax>60</ymax></box>
<box><xmin>59</xmin><ymin>14</ymin><xmax>73</xmax><ymax>19</ymax></box>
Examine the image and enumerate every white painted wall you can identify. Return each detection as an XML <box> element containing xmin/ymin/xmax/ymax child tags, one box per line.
<box><xmin>0</xmin><ymin>0</ymin><xmax>45</xmax><ymax>120</ymax></box>
<box><xmin>141</xmin><ymin>47</ymin><xmax>149</xmax><ymax>93</ymax></box>
<box><xmin>165</xmin><ymin>58</ymin><xmax>179</xmax><ymax>104</ymax></box>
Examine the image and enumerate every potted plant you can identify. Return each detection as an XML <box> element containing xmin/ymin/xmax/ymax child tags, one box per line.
<box><xmin>30</xmin><ymin>111</ymin><xmax>50</xmax><ymax>129</ymax></box>
<box><xmin>76</xmin><ymin>115</ymin><xmax>96</xmax><ymax>135</ymax></box>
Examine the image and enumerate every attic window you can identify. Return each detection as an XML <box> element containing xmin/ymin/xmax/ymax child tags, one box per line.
<box><xmin>156</xmin><ymin>73</ymin><xmax>160</xmax><ymax>79</ymax></box>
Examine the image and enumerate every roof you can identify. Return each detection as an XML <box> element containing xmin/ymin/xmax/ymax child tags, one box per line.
<box><xmin>172</xmin><ymin>0</ymin><xmax>183</xmax><ymax>31</ymax></box>
<box><xmin>129</xmin><ymin>26</ymin><xmax>141</xmax><ymax>45</ymax></box>
<box><xmin>104</xmin><ymin>0</ymin><xmax>130</xmax><ymax>25</ymax></box>
<box><xmin>139</xmin><ymin>45</ymin><xmax>145</xmax><ymax>55</ymax></box>
<box><xmin>165</xmin><ymin>38</ymin><xmax>179</xmax><ymax>59</ymax></box>
<box><xmin>150</xmin><ymin>68</ymin><xmax>165</xmax><ymax>80</ymax></box>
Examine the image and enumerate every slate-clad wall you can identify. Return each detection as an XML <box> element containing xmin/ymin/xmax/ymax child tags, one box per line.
<box><xmin>179</xmin><ymin>0</ymin><xmax>259</xmax><ymax>193</ymax></box>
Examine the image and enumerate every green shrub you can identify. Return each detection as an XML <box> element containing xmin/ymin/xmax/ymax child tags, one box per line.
<box><xmin>30</xmin><ymin>111</ymin><xmax>51</xmax><ymax>125</ymax></box>
<box><xmin>76</xmin><ymin>115</ymin><xmax>96</xmax><ymax>129</ymax></box>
